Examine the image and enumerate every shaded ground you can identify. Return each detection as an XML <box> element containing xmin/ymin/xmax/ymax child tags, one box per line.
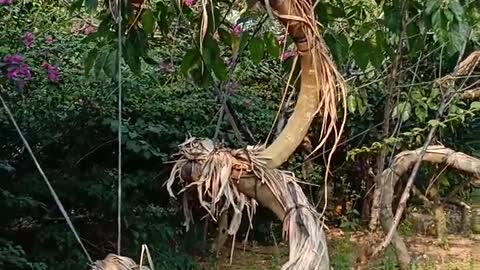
<box><xmin>198</xmin><ymin>229</ymin><xmax>480</xmax><ymax>270</ymax></box>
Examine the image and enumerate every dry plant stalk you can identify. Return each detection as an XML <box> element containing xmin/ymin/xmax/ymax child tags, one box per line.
<box><xmin>461</xmin><ymin>87</ymin><xmax>480</xmax><ymax>100</ymax></box>
<box><xmin>166</xmin><ymin>137</ymin><xmax>330</xmax><ymax>270</ymax></box>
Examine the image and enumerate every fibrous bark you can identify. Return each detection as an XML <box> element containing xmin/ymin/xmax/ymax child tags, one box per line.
<box><xmin>167</xmin><ymin>140</ymin><xmax>330</xmax><ymax>270</ymax></box>
<box><xmin>260</xmin><ymin>0</ymin><xmax>346</xmax><ymax>169</ymax></box>
<box><xmin>379</xmin><ymin>145</ymin><xmax>480</xmax><ymax>268</ymax></box>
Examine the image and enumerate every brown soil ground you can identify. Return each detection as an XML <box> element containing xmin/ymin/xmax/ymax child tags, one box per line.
<box><xmin>198</xmin><ymin>229</ymin><xmax>480</xmax><ymax>270</ymax></box>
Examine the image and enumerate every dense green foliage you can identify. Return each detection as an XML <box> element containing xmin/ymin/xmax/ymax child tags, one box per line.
<box><xmin>1</xmin><ymin>0</ymin><xmax>479</xmax><ymax>269</ymax></box>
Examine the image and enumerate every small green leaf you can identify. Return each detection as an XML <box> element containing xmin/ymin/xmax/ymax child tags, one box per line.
<box><xmin>448</xmin><ymin>22</ymin><xmax>468</xmax><ymax>53</ymax></box>
<box><xmin>84</xmin><ymin>48</ymin><xmax>98</xmax><ymax>76</ymax></box>
<box><xmin>84</xmin><ymin>0</ymin><xmax>98</xmax><ymax>13</ymax></box>
<box><xmin>347</xmin><ymin>95</ymin><xmax>357</xmax><ymax>114</ymax></box>
<box><xmin>249</xmin><ymin>37</ymin><xmax>264</xmax><ymax>64</ymax></box>
<box><xmin>401</xmin><ymin>102</ymin><xmax>412</xmax><ymax>122</ymax></box>
<box><xmin>203</xmin><ymin>37</ymin><xmax>227</xmax><ymax>81</ymax></box>
<box><xmin>368</xmin><ymin>38</ymin><xmax>383</xmax><ymax>69</ymax></box>
<box><xmin>415</xmin><ymin>105</ymin><xmax>427</xmax><ymax>122</ymax></box>
<box><xmin>384</xmin><ymin>4</ymin><xmax>401</xmax><ymax>32</ymax></box>
<box><xmin>470</xmin><ymin>101</ymin><xmax>480</xmax><ymax>110</ymax></box>
<box><xmin>428</xmin><ymin>119</ymin><xmax>441</xmax><ymax>127</ymax></box>
<box><xmin>180</xmin><ymin>49</ymin><xmax>200</xmax><ymax>75</ymax></box>
<box><xmin>448</xmin><ymin>0</ymin><xmax>464</xmax><ymax>19</ymax></box>
<box><xmin>411</xmin><ymin>90</ymin><xmax>423</xmax><ymax>102</ymax></box>
<box><xmin>125</xmin><ymin>40</ymin><xmax>142</xmax><ymax>76</ymax></box>
<box><xmin>103</xmin><ymin>50</ymin><xmax>118</xmax><ymax>79</ymax></box>
<box><xmin>432</xmin><ymin>9</ymin><xmax>447</xmax><ymax>33</ymax></box>
<box><xmin>426</xmin><ymin>0</ymin><xmax>441</xmax><ymax>14</ymax></box>
<box><xmin>358</xmin><ymin>96</ymin><xmax>367</xmax><ymax>116</ymax></box>
<box><xmin>141</xmin><ymin>9</ymin><xmax>156</xmax><ymax>34</ymax></box>
<box><xmin>211</xmin><ymin>56</ymin><xmax>228</xmax><ymax>81</ymax></box>
<box><xmin>393</xmin><ymin>102</ymin><xmax>412</xmax><ymax>122</ymax></box>
<box><xmin>264</xmin><ymin>32</ymin><xmax>280</xmax><ymax>59</ymax></box>
<box><xmin>324</xmin><ymin>31</ymin><xmax>349</xmax><ymax>65</ymax></box>
<box><xmin>69</xmin><ymin>0</ymin><xmax>84</xmax><ymax>14</ymax></box>
<box><xmin>351</xmin><ymin>40</ymin><xmax>370</xmax><ymax>70</ymax></box>
<box><xmin>94</xmin><ymin>49</ymin><xmax>108</xmax><ymax>78</ymax></box>
<box><xmin>430</xmin><ymin>88</ymin><xmax>440</xmax><ymax>99</ymax></box>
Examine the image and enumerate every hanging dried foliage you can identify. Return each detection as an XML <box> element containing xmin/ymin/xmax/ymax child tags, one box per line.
<box><xmin>166</xmin><ymin>137</ymin><xmax>329</xmax><ymax>270</ymax></box>
<box><xmin>91</xmin><ymin>254</ymin><xmax>147</xmax><ymax>270</ymax></box>
<box><xmin>91</xmin><ymin>245</ymin><xmax>154</xmax><ymax>270</ymax></box>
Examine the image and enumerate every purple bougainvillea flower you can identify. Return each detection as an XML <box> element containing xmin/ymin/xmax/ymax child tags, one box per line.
<box><xmin>45</xmin><ymin>35</ymin><xmax>54</xmax><ymax>44</ymax></box>
<box><xmin>231</xmin><ymin>24</ymin><xmax>242</xmax><ymax>37</ymax></box>
<box><xmin>183</xmin><ymin>0</ymin><xmax>196</xmax><ymax>7</ymax></box>
<box><xmin>22</xmin><ymin>32</ymin><xmax>35</xmax><ymax>49</ymax></box>
<box><xmin>3</xmin><ymin>54</ymin><xmax>24</xmax><ymax>65</ymax></box>
<box><xmin>6</xmin><ymin>68</ymin><xmax>18</xmax><ymax>80</ymax></box>
<box><xmin>0</xmin><ymin>0</ymin><xmax>13</xmax><ymax>5</ymax></box>
<box><xmin>3</xmin><ymin>54</ymin><xmax>31</xmax><ymax>90</ymax></box>
<box><xmin>41</xmin><ymin>62</ymin><xmax>60</xmax><ymax>83</ymax></box>
<box><xmin>3</xmin><ymin>54</ymin><xmax>31</xmax><ymax>79</ymax></box>
<box><xmin>277</xmin><ymin>35</ymin><xmax>285</xmax><ymax>45</ymax></box>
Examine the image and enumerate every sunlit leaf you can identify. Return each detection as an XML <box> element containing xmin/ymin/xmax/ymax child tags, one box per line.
<box><xmin>470</xmin><ymin>101</ymin><xmax>480</xmax><ymax>110</ymax></box>
<box><xmin>448</xmin><ymin>0</ymin><xmax>464</xmax><ymax>19</ymax></box>
<box><xmin>347</xmin><ymin>95</ymin><xmax>357</xmax><ymax>114</ymax></box>
<box><xmin>426</xmin><ymin>0</ymin><xmax>441</xmax><ymax>14</ymax></box>
<box><xmin>392</xmin><ymin>102</ymin><xmax>412</xmax><ymax>122</ymax></box>
<box><xmin>358</xmin><ymin>97</ymin><xmax>367</xmax><ymax>116</ymax></box>
<box><xmin>264</xmin><ymin>31</ymin><xmax>280</xmax><ymax>59</ymax></box>
<box><xmin>415</xmin><ymin>105</ymin><xmax>427</xmax><ymax>122</ymax></box>
<box><xmin>141</xmin><ymin>9</ymin><xmax>156</xmax><ymax>34</ymax></box>
<box><xmin>249</xmin><ymin>37</ymin><xmax>264</xmax><ymax>64</ymax></box>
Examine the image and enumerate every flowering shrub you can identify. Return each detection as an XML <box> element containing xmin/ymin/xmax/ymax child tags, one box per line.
<box><xmin>1</xmin><ymin>27</ymin><xmax>61</xmax><ymax>90</ymax></box>
<box><xmin>2</xmin><ymin>54</ymin><xmax>31</xmax><ymax>89</ymax></box>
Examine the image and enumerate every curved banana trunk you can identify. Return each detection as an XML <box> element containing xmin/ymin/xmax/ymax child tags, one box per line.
<box><xmin>260</xmin><ymin>0</ymin><xmax>345</xmax><ymax>168</ymax></box>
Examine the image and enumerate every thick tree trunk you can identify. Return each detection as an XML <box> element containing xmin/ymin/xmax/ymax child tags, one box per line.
<box><xmin>260</xmin><ymin>0</ymin><xmax>345</xmax><ymax>169</ymax></box>
<box><xmin>261</xmin><ymin>52</ymin><xmax>320</xmax><ymax>168</ymax></box>
<box><xmin>379</xmin><ymin>145</ymin><xmax>480</xmax><ymax>268</ymax></box>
